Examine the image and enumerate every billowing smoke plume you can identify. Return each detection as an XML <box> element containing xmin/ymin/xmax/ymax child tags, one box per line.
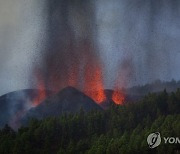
<box><xmin>33</xmin><ymin>0</ymin><xmax>105</xmax><ymax>95</ymax></box>
<box><xmin>0</xmin><ymin>0</ymin><xmax>180</xmax><ymax>95</ymax></box>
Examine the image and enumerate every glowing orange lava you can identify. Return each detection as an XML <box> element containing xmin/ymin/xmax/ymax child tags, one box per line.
<box><xmin>112</xmin><ymin>89</ymin><xmax>125</xmax><ymax>105</ymax></box>
<box><xmin>84</xmin><ymin>62</ymin><xmax>106</xmax><ymax>103</ymax></box>
<box><xmin>33</xmin><ymin>49</ymin><xmax>107</xmax><ymax>105</ymax></box>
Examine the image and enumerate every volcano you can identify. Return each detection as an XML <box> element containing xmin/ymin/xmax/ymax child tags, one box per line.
<box><xmin>23</xmin><ymin>87</ymin><xmax>102</xmax><ymax>121</ymax></box>
<box><xmin>0</xmin><ymin>87</ymin><xmax>143</xmax><ymax>128</ymax></box>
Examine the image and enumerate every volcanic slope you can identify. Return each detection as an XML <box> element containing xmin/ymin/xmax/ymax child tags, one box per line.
<box><xmin>0</xmin><ymin>89</ymin><xmax>52</xmax><ymax>128</ymax></box>
<box><xmin>23</xmin><ymin>86</ymin><xmax>103</xmax><ymax>120</ymax></box>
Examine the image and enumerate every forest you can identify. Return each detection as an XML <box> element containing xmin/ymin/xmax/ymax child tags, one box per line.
<box><xmin>0</xmin><ymin>89</ymin><xmax>180</xmax><ymax>154</ymax></box>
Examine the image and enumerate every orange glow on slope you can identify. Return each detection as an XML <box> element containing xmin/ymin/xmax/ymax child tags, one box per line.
<box><xmin>112</xmin><ymin>89</ymin><xmax>125</xmax><ymax>105</ymax></box>
<box><xmin>32</xmin><ymin>73</ymin><xmax>47</xmax><ymax>106</ymax></box>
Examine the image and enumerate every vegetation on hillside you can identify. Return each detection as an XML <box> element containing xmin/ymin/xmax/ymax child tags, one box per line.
<box><xmin>0</xmin><ymin>89</ymin><xmax>180</xmax><ymax>154</ymax></box>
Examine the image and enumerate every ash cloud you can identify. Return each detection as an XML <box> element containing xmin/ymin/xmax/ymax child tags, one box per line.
<box><xmin>34</xmin><ymin>0</ymin><xmax>103</xmax><ymax>92</ymax></box>
<box><xmin>0</xmin><ymin>0</ymin><xmax>180</xmax><ymax>95</ymax></box>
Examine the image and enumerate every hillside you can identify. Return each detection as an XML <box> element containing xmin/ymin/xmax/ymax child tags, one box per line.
<box><xmin>23</xmin><ymin>86</ymin><xmax>102</xmax><ymax>121</ymax></box>
<box><xmin>0</xmin><ymin>89</ymin><xmax>179</xmax><ymax>153</ymax></box>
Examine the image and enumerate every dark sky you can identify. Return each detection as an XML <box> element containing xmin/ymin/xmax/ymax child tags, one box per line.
<box><xmin>0</xmin><ymin>0</ymin><xmax>180</xmax><ymax>95</ymax></box>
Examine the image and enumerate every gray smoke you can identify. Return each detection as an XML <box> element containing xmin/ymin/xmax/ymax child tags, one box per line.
<box><xmin>0</xmin><ymin>0</ymin><xmax>47</xmax><ymax>95</ymax></box>
<box><xmin>34</xmin><ymin>0</ymin><xmax>102</xmax><ymax>92</ymax></box>
<box><xmin>0</xmin><ymin>0</ymin><xmax>180</xmax><ymax>95</ymax></box>
<box><xmin>97</xmin><ymin>0</ymin><xmax>180</xmax><ymax>88</ymax></box>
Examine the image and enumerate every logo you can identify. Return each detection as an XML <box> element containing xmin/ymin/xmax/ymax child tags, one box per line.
<box><xmin>147</xmin><ymin>132</ymin><xmax>180</xmax><ymax>148</ymax></box>
<box><xmin>147</xmin><ymin>132</ymin><xmax>161</xmax><ymax>148</ymax></box>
